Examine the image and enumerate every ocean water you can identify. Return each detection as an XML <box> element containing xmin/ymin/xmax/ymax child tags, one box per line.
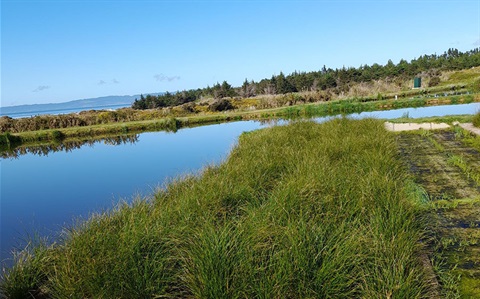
<box><xmin>1</xmin><ymin>104</ymin><xmax>131</xmax><ymax>119</ymax></box>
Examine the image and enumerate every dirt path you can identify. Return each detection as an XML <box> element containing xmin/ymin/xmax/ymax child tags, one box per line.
<box><xmin>396</xmin><ymin>130</ymin><xmax>480</xmax><ymax>298</ymax></box>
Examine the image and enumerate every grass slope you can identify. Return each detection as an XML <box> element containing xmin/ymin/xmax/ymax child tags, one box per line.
<box><xmin>1</xmin><ymin>119</ymin><xmax>435</xmax><ymax>298</ymax></box>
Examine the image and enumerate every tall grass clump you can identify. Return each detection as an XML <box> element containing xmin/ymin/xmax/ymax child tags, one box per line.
<box><xmin>1</xmin><ymin>118</ymin><xmax>435</xmax><ymax>298</ymax></box>
<box><xmin>0</xmin><ymin>132</ymin><xmax>21</xmax><ymax>150</ymax></box>
<box><xmin>473</xmin><ymin>111</ymin><xmax>480</xmax><ymax>127</ymax></box>
<box><xmin>0</xmin><ymin>240</ymin><xmax>50</xmax><ymax>299</ymax></box>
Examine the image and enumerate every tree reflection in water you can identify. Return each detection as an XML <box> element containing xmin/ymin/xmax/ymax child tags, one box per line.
<box><xmin>0</xmin><ymin>134</ymin><xmax>139</xmax><ymax>159</ymax></box>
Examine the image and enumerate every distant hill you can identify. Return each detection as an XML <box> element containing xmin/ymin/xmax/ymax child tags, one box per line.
<box><xmin>0</xmin><ymin>93</ymin><xmax>164</xmax><ymax>117</ymax></box>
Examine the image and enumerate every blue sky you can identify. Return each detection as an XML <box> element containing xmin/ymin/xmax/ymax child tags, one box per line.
<box><xmin>2</xmin><ymin>0</ymin><xmax>479</xmax><ymax>107</ymax></box>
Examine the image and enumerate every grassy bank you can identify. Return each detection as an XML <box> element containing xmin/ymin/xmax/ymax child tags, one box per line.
<box><xmin>389</xmin><ymin>114</ymin><xmax>475</xmax><ymax>125</ymax></box>
<box><xmin>1</xmin><ymin>119</ymin><xmax>435</xmax><ymax>298</ymax></box>
<box><xmin>473</xmin><ymin>112</ymin><xmax>480</xmax><ymax>127</ymax></box>
<box><xmin>1</xmin><ymin>93</ymin><xmax>478</xmax><ymax>152</ymax></box>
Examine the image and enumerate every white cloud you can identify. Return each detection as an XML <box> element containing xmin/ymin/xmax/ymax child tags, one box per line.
<box><xmin>98</xmin><ymin>79</ymin><xmax>120</xmax><ymax>85</ymax></box>
<box><xmin>154</xmin><ymin>73</ymin><xmax>181</xmax><ymax>82</ymax></box>
<box><xmin>32</xmin><ymin>85</ymin><xmax>50</xmax><ymax>92</ymax></box>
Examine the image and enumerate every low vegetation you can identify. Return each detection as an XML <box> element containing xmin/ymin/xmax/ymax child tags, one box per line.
<box><xmin>473</xmin><ymin>111</ymin><xmax>480</xmax><ymax>127</ymax></box>
<box><xmin>1</xmin><ymin>119</ymin><xmax>436</xmax><ymax>298</ymax></box>
<box><xmin>396</xmin><ymin>128</ymin><xmax>480</xmax><ymax>297</ymax></box>
<box><xmin>389</xmin><ymin>114</ymin><xmax>475</xmax><ymax>125</ymax></box>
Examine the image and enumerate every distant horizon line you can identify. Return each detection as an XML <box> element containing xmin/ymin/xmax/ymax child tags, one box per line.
<box><xmin>0</xmin><ymin>91</ymin><xmax>167</xmax><ymax>109</ymax></box>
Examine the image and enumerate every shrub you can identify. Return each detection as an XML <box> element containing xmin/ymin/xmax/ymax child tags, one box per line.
<box><xmin>50</xmin><ymin>130</ymin><xmax>65</xmax><ymax>141</ymax></box>
<box><xmin>181</xmin><ymin>102</ymin><xmax>197</xmax><ymax>113</ymax></box>
<box><xmin>96</xmin><ymin>111</ymin><xmax>117</xmax><ymax>124</ymax></box>
<box><xmin>429</xmin><ymin>76</ymin><xmax>441</xmax><ymax>87</ymax></box>
<box><xmin>0</xmin><ymin>132</ymin><xmax>21</xmax><ymax>148</ymax></box>
<box><xmin>471</xmin><ymin>78</ymin><xmax>480</xmax><ymax>93</ymax></box>
<box><xmin>208</xmin><ymin>99</ymin><xmax>234</xmax><ymax>112</ymax></box>
<box><xmin>163</xmin><ymin>117</ymin><xmax>179</xmax><ymax>132</ymax></box>
<box><xmin>0</xmin><ymin>116</ymin><xmax>14</xmax><ymax>132</ymax></box>
<box><xmin>0</xmin><ymin>133</ymin><xmax>11</xmax><ymax>146</ymax></box>
<box><xmin>473</xmin><ymin>112</ymin><xmax>480</xmax><ymax>128</ymax></box>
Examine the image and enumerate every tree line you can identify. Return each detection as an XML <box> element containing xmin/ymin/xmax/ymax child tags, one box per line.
<box><xmin>132</xmin><ymin>47</ymin><xmax>480</xmax><ymax>110</ymax></box>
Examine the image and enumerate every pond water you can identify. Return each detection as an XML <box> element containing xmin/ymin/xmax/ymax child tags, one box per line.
<box><xmin>1</xmin><ymin>102</ymin><xmax>479</xmax><ymax>263</ymax></box>
<box><xmin>0</xmin><ymin>121</ymin><xmax>272</xmax><ymax>263</ymax></box>
<box><xmin>350</xmin><ymin>102</ymin><xmax>480</xmax><ymax>119</ymax></box>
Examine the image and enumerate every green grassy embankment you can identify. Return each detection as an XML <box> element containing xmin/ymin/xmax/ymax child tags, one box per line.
<box><xmin>389</xmin><ymin>114</ymin><xmax>475</xmax><ymax>125</ymax></box>
<box><xmin>1</xmin><ymin>93</ymin><xmax>478</xmax><ymax>152</ymax></box>
<box><xmin>1</xmin><ymin>118</ymin><xmax>436</xmax><ymax>298</ymax></box>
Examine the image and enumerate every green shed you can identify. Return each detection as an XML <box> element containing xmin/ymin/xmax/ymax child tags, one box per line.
<box><xmin>414</xmin><ymin>77</ymin><xmax>421</xmax><ymax>88</ymax></box>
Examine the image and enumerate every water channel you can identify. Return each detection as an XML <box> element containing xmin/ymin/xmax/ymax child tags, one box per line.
<box><xmin>1</xmin><ymin>103</ymin><xmax>479</xmax><ymax>263</ymax></box>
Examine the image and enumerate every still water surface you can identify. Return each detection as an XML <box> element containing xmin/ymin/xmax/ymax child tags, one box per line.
<box><xmin>1</xmin><ymin>103</ymin><xmax>479</xmax><ymax>262</ymax></box>
<box><xmin>1</xmin><ymin>121</ymin><xmax>267</xmax><ymax>262</ymax></box>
